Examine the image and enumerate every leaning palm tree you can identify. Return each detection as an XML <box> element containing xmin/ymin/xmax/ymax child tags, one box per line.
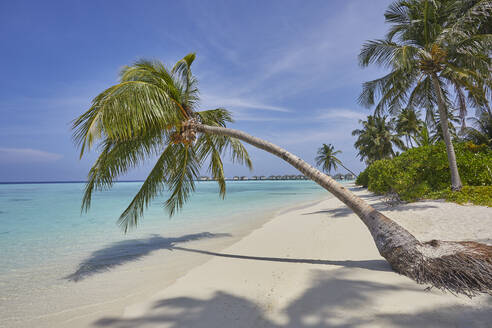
<box><xmin>352</xmin><ymin>115</ymin><xmax>405</xmax><ymax>164</ymax></box>
<box><xmin>315</xmin><ymin>144</ymin><xmax>357</xmax><ymax>176</ymax></box>
<box><xmin>73</xmin><ymin>54</ymin><xmax>492</xmax><ymax>296</ymax></box>
<box><xmin>359</xmin><ymin>0</ymin><xmax>491</xmax><ymax>190</ymax></box>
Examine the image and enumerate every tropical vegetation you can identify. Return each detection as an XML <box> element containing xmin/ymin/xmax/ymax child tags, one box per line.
<box><xmin>464</xmin><ymin>108</ymin><xmax>492</xmax><ymax>149</ymax></box>
<box><xmin>352</xmin><ymin>115</ymin><xmax>405</xmax><ymax>164</ymax></box>
<box><xmin>395</xmin><ymin>108</ymin><xmax>421</xmax><ymax>148</ymax></box>
<box><xmin>358</xmin><ymin>0</ymin><xmax>492</xmax><ymax>190</ymax></box>
<box><xmin>356</xmin><ymin>141</ymin><xmax>492</xmax><ymax>205</ymax></box>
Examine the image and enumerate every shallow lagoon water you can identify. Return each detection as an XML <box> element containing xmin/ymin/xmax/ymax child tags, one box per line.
<box><xmin>0</xmin><ymin>180</ymin><xmax>330</xmax><ymax>276</ymax></box>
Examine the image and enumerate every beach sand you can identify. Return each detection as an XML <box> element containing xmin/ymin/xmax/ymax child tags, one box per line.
<box><xmin>90</xmin><ymin>185</ymin><xmax>492</xmax><ymax>328</ymax></box>
<box><xmin>8</xmin><ymin>186</ymin><xmax>492</xmax><ymax>327</ymax></box>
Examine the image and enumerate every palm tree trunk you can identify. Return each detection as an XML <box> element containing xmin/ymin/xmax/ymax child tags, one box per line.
<box><xmin>196</xmin><ymin>123</ymin><xmax>492</xmax><ymax>296</ymax></box>
<box><xmin>431</xmin><ymin>73</ymin><xmax>463</xmax><ymax>191</ymax></box>
<box><xmin>338</xmin><ymin>163</ymin><xmax>358</xmax><ymax>177</ymax></box>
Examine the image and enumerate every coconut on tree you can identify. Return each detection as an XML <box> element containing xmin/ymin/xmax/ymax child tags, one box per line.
<box><xmin>73</xmin><ymin>53</ymin><xmax>491</xmax><ymax>296</ymax></box>
<box><xmin>358</xmin><ymin>0</ymin><xmax>491</xmax><ymax>191</ymax></box>
<box><xmin>315</xmin><ymin>143</ymin><xmax>357</xmax><ymax>177</ymax></box>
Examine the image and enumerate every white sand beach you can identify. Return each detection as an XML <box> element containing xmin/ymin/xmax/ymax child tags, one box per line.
<box><xmin>8</xmin><ymin>186</ymin><xmax>492</xmax><ymax>327</ymax></box>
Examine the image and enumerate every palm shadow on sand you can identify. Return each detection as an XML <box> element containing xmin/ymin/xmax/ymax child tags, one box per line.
<box><xmin>65</xmin><ymin>232</ymin><xmax>232</xmax><ymax>282</ymax></box>
<box><xmin>94</xmin><ymin>268</ymin><xmax>492</xmax><ymax>328</ymax></box>
<box><xmin>66</xmin><ymin>232</ymin><xmax>390</xmax><ymax>282</ymax></box>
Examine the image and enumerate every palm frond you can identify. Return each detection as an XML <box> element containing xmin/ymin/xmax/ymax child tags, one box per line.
<box><xmin>437</xmin><ymin>0</ymin><xmax>492</xmax><ymax>44</ymax></box>
<box><xmin>118</xmin><ymin>143</ymin><xmax>175</xmax><ymax>232</ymax></box>
<box><xmin>164</xmin><ymin>144</ymin><xmax>200</xmax><ymax>216</ymax></box>
<box><xmin>81</xmin><ymin>133</ymin><xmax>165</xmax><ymax>213</ymax></box>
<box><xmin>197</xmin><ymin>108</ymin><xmax>234</xmax><ymax>127</ymax></box>
<box><xmin>72</xmin><ymin>80</ymin><xmax>183</xmax><ymax>156</ymax></box>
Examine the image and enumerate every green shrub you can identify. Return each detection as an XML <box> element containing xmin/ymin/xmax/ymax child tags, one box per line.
<box><xmin>362</xmin><ymin>142</ymin><xmax>492</xmax><ymax>202</ymax></box>
<box><xmin>355</xmin><ymin>168</ymin><xmax>369</xmax><ymax>187</ymax></box>
<box><xmin>426</xmin><ymin>186</ymin><xmax>492</xmax><ymax>207</ymax></box>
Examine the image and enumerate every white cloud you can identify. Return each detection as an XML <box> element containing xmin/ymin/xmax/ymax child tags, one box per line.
<box><xmin>317</xmin><ymin>109</ymin><xmax>366</xmax><ymax>120</ymax></box>
<box><xmin>0</xmin><ymin>148</ymin><xmax>63</xmax><ymax>163</ymax></box>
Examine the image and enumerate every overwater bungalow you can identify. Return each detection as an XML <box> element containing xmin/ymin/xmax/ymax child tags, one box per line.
<box><xmin>334</xmin><ymin>173</ymin><xmax>344</xmax><ymax>180</ymax></box>
<box><xmin>344</xmin><ymin>173</ymin><xmax>356</xmax><ymax>180</ymax></box>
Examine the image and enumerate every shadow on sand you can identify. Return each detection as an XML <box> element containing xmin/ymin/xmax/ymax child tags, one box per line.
<box><xmin>303</xmin><ymin>186</ymin><xmax>438</xmax><ymax>218</ymax></box>
<box><xmin>171</xmin><ymin>246</ymin><xmax>391</xmax><ymax>272</ymax></box>
<box><xmin>93</xmin><ymin>268</ymin><xmax>492</xmax><ymax>328</ymax></box>
<box><xmin>65</xmin><ymin>232</ymin><xmax>232</xmax><ymax>281</ymax></box>
<box><xmin>66</xmin><ymin>232</ymin><xmax>390</xmax><ymax>282</ymax></box>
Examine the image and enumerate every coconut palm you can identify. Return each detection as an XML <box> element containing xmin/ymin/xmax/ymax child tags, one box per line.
<box><xmin>395</xmin><ymin>108</ymin><xmax>422</xmax><ymax>147</ymax></box>
<box><xmin>315</xmin><ymin>144</ymin><xmax>357</xmax><ymax>176</ymax></box>
<box><xmin>73</xmin><ymin>54</ymin><xmax>492</xmax><ymax>296</ymax></box>
<box><xmin>358</xmin><ymin>0</ymin><xmax>491</xmax><ymax>190</ymax></box>
<box><xmin>412</xmin><ymin>123</ymin><xmax>434</xmax><ymax>147</ymax></box>
<box><xmin>465</xmin><ymin>108</ymin><xmax>492</xmax><ymax>148</ymax></box>
<box><xmin>352</xmin><ymin>115</ymin><xmax>405</xmax><ymax>164</ymax></box>
<box><xmin>430</xmin><ymin>110</ymin><xmax>460</xmax><ymax>142</ymax></box>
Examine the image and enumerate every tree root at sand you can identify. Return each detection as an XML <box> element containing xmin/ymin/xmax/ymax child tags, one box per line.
<box><xmin>386</xmin><ymin>240</ymin><xmax>492</xmax><ymax>297</ymax></box>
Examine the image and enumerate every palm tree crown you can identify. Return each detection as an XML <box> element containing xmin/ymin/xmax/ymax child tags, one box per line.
<box><xmin>315</xmin><ymin>144</ymin><xmax>357</xmax><ymax>176</ymax></box>
<box><xmin>315</xmin><ymin>144</ymin><xmax>342</xmax><ymax>174</ymax></box>
<box><xmin>72</xmin><ymin>54</ymin><xmax>252</xmax><ymax>231</ymax></box>
<box><xmin>352</xmin><ymin>115</ymin><xmax>405</xmax><ymax>164</ymax></box>
<box><xmin>395</xmin><ymin>108</ymin><xmax>422</xmax><ymax>147</ymax></box>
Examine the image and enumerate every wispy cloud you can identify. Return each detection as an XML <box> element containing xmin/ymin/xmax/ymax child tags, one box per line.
<box><xmin>200</xmin><ymin>94</ymin><xmax>290</xmax><ymax>112</ymax></box>
<box><xmin>0</xmin><ymin>148</ymin><xmax>63</xmax><ymax>163</ymax></box>
<box><xmin>317</xmin><ymin>109</ymin><xmax>367</xmax><ymax>120</ymax></box>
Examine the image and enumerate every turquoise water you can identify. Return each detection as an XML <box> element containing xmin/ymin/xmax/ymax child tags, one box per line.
<box><xmin>0</xmin><ymin>180</ymin><xmax>329</xmax><ymax>277</ymax></box>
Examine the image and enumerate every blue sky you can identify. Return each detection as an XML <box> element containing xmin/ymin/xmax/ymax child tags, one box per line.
<box><xmin>0</xmin><ymin>0</ymin><xmax>393</xmax><ymax>182</ymax></box>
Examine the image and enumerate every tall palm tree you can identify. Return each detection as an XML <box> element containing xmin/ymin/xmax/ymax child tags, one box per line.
<box><xmin>352</xmin><ymin>115</ymin><xmax>405</xmax><ymax>164</ymax></box>
<box><xmin>315</xmin><ymin>143</ymin><xmax>357</xmax><ymax>176</ymax></box>
<box><xmin>73</xmin><ymin>54</ymin><xmax>491</xmax><ymax>296</ymax></box>
<box><xmin>359</xmin><ymin>0</ymin><xmax>491</xmax><ymax>190</ymax></box>
<box><xmin>395</xmin><ymin>108</ymin><xmax>422</xmax><ymax>147</ymax></box>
